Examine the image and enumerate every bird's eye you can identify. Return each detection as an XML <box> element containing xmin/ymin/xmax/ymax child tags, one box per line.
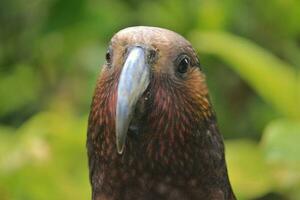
<box><xmin>177</xmin><ymin>56</ymin><xmax>190</xmax><ymax>74</ymax></box>
<box><xmin>105</xmin><ymin>50</ymin><xmax>111</xmax><ymax>63</ymax></box>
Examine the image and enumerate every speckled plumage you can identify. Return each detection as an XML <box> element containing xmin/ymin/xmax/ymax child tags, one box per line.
<box><xmin>87</xmin><ymin>26</ymin><xmax>235</xmax><ymax>200</ymax></box>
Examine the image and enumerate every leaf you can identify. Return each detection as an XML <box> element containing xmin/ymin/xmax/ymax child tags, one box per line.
<box><xmin>261</xmin><ymin>119</ymin><xmax>300</xmax><ymax>192</ymax></box>
<box><xmin>0</xmin><ymin>111</ymin><xmax>90</xmax><ymax>200</ymax></box>
<box><xmin>225</xmin><ymin>139</ymin><xmax>274</xmax><ymax>199</ymax></box>
<box><xmin>0</xmin><ymin>65</ymin><xmax>42</xmax><ymax>117</ymax></box>
<box><xmin>189</xmin><ymin>31</ymin><xmax>299</xmax><ymax>118</ymax></box>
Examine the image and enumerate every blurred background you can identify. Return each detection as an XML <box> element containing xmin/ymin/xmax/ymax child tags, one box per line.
<box><xmin>0</xmin><ymin>0</ymin><xmax>299</xmax><ymax>199</ymax></box>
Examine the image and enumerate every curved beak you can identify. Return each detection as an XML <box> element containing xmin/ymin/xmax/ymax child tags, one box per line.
<box><xmin>116</xmin><ymin>47</ymin><xmax>150</xmax><ymax>154</ymax></box>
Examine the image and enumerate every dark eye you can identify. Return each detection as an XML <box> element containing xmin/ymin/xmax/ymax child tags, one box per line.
<box><xmin>177</xmin><ymin>56</ymin><xmax>190</xmax><ymax>74</ymax></box>
<box><xmin>105</xmin><ymin>50</ymin><xmax>111</xmax><ymax>63</ymax></box>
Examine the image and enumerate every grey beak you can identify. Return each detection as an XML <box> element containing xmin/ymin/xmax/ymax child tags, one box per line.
<box><xmin>116</xmin><ymin>47</ymin><xmax>150</xmax><ymax>154</ymax></box>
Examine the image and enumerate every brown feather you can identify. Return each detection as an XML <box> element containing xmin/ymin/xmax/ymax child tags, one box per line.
<box><xmin>87</xmin><ymin>26</ymin><xmax>236</xmax><ymax>200</ymax></box>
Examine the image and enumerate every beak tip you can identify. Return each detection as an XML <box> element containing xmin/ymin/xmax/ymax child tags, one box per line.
<box><xmin>116</xmin><ymin>141</ymin><xmax>125</xmax><ymax>154</ymax></box>
<box><xmin>116</xmin><ymin>124</ymin><xmax>127</xmax><ymax>154</ymax></box>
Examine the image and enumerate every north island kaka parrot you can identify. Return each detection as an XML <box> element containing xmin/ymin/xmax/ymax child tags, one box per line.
<box><xmin>87</xmin><ymin>26</ymin><xmax>235</xmax><ymax>200</ymax></box>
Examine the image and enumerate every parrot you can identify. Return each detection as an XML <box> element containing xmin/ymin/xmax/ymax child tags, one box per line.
<box><xmin>87</xmin><ymin>26</ymin><xmax>235</xmax><ymax>200</ymax></box>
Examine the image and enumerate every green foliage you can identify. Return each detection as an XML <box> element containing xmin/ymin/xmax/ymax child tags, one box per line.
<box><xmin>262</xmin><ymin>120</ymin><xmax>300</xmax><ymax>199</ymax></box>
<box><xmin>225</xmin><ymin>140</ymin><xmax>274</xmax><ymax>200</ymax></box>
<box><xmin>1</xmin><ymin>0</ymin><xmax>300</xmax><ymax>199</ymax></box>
<box><xmin>0</xmin><ymin>110</ymin><xmax>90</xmax><ymax>199</ymax></box>
<box><xmin>0</xmin><ymin>65</ymin><xmax>42</xmax><ymax>117</ymax></box>
<box><xmin>190</xmin><ymin>31</ymin><xmax>299</xmax><ymax>118</ymax></box>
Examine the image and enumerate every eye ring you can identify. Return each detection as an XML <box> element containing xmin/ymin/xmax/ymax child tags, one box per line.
<box><xmin>177</xmin><ymin>55</ymin><xmax>190</xmax><ymax>74</ymax></box>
